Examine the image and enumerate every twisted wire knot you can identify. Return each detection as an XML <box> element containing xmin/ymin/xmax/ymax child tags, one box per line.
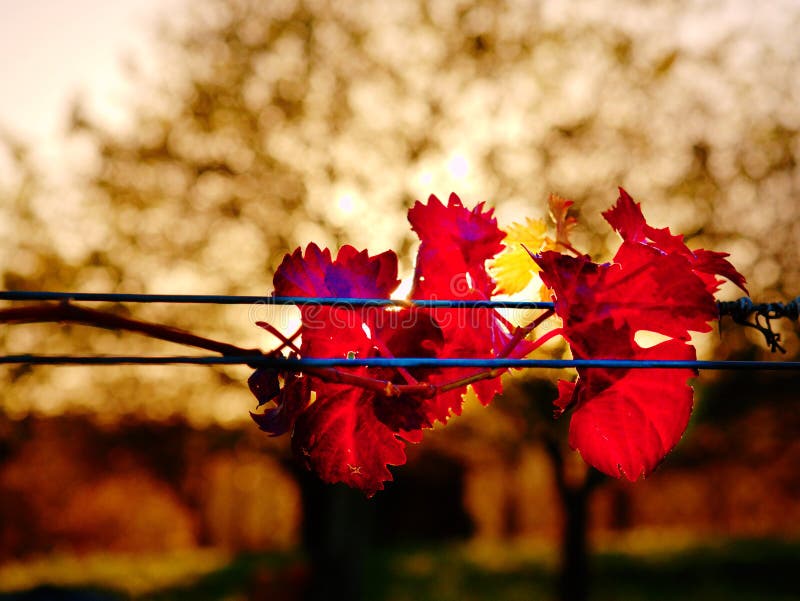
<box><xmin>718</xmin><ymin>296</ymin><xmax>800</xmax><ymax>353</ymax></box>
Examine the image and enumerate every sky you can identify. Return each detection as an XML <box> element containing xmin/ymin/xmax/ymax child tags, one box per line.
<box><xmin>0</xmin><ymin>0</ymin><xmax>177</xmax><ymax>151</ymax></box>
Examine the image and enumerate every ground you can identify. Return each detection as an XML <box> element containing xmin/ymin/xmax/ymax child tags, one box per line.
<box><xmin>0</xmin><ymin>537</ymin><xmax>796</xmax><ymax>601</ymax></box>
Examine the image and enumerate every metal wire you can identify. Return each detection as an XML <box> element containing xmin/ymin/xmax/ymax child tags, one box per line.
<box><xmin>4</xmin><ymin>290</ymin><xmax>797</xmax><ymax>316</ymax></box>
<box><xmin>2</xmin><ymin>355</ymin><xmax>800</xmax><ymax>370</ymax></box>
<box><xmin>2</xmin><ymin>290</ymin><xmax>798</xmax><ymax>370</ymax></box>
<box><xmin>0</xmin><ymin>291</ymin><xmax>554</xmax><ymax>309</ymax></box>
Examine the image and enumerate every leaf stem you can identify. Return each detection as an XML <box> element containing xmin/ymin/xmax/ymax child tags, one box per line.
<box><xmin>499</xmin><ymin>309</ymin><xmax>555</xmax><ymax>357</ymax></box>
<box><xmin>555</xmin><ymin>240</ymin><xmax>584</xmax><ymax>258</ymax></box>
<box><xmin>437</xmin><ymin>311</ymin><xmax>560</xmax><ymax>394</ymax></box>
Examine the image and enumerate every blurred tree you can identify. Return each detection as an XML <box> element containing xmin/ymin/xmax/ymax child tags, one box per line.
<box><xmin>4</xmin><ymin>0</ymin><xmax>793</xmax><ymax>416</ymax></box>
<box><xmin>0</xmin><ymin>136</ymin><xmax>58</xmax><ymax>291</ymax></box>
<box><xmin>501</xmin><ymin>377</ymin><xmax>605</xmax><ymax>601</ymax></box>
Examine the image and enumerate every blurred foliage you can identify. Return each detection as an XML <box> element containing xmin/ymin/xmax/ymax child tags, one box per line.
<box><xmin>0</xmin><ymin>415</ymin><xmax>301</xmax><ymax>560</ymax></box>
<box><xmin>67</xmin><ymin>0</ymin><xmax>800</xmax><ymax>295</ymax></box>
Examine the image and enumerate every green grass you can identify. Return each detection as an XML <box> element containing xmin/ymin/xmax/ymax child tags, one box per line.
<box><xmin>362</xmin><ymin>538</ymin><xmax>799</xmax><ymax>601</ymax></box>
<box><xmin>0</xmin><ymin>549</ymin><xmax>231</xmax><ymax>598</ymax></box>
<box><xmin>590</xmin><ymin>538</ymin><xmax>799</xmax><ymax>601</ymax></box>
<box><xmin>0</xmin><ymin>538</ymin><xmax>797</xmax><ymax>601</ymax></box>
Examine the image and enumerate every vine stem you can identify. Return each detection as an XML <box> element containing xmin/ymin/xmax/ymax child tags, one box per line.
<box><xmin>0</xmin><ymin>303</ymin><xmax>410</xmax><ymax>396</ymax></box>
<box><xmin>0</xmin><ymin>303</ymin><xmax>559</xmax><ymax>399</ymax></box>
<box><xmin>438</xmin><ymin>311</ymin><xmax>559</xmax><ymax>394</ymax></box>
<box><xmin>256</xmin><ymin>321</ymin><xmax>302</xmax><ymax>355</ymax></box>
<box><xmin>554</xmin><ymin>240</ymin><xmax>584</xmax><ymax>257</ymax></box>
<box><xmin>0</xmin><ymin>303</ymin><xmax>259</xmax><ymax>357</ymax></box>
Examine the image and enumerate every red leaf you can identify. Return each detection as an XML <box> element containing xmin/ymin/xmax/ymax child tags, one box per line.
<box><xmin>535</xmin><ymin>189</ymin><xmax>746</xmax><ymax>479</ymax></box>
<box><xmin>407</xmin><ymin>193</ymin><xmax>523</xmax><ymax>422</ymax></box>
<box><xmin>600</xmin><ymin>188</ymin><xmax>651</xmax><ymax>245</ymax></box>
<box><xmin>410</xmin><ymin>315</ymin><xmax>509</xmax><ymax>424</ymax></box>
<box><xmin>267</xmin><ymin>243</ymin><xmax>411</xmax><ymax>490</ymax></box>
<box><xmin>691</xmin><ymin>249</ymin><xmax>749</xmax><ymax>295</ymax></box>
<box><xmin>567</xmin><ymin>339</ymin><xmax>696</xmax><ymax>480</ymax></box>
<box><xmin>605</xmin><ymin>243</ymin><xmax>718</xmax><ymax>338</ymax></box>
<box><xmin>253</xmin><ymin>307</ymin><xmax>443</xmax><ymax>491</ymax></box>
<box><xmin>603</xmin><ymin>188</ymin><xmax>748</xmax><ymax>294</ymax></box>
<box><xmin>370</xmin><ymin>308</ymin><xmax>445</xmax><ymax>432</ymax></box>
<box><xmin>292</xmin><ymin>386</ymin><xmax>407</xmax><ymax>497</ymax></box>
<box><xmin>248</xmin><ymin>367</ymin><xmax>281</xmax><ymax>407</ymax></box>
<box><xmin>534</xmin><ymin>249</ymin><xmax>716</xmax><ymax>344</ymax></box>
<box><xmin>371</xmin><ymin>307</ymin><xmax>443</xmax><ymax>359</ymax></box>
<box><xmin>274</xmin><ymin>243</ymin><xmax>400</xmax><ymax>300</ymax></box>
<box><xmin>265</xmin><ymin>243</ymin><xmax>454</xmax><ymax>493</ymax></box>
<box><xmin>555</xmin><ymin>379</ymin><xmax>577</xmax><ymax>416</ymax></box>
<box><xmin>274</xmin><ymin>243</ymin><xmax>400</xmax><ymax>359</ymax></box>
<box><xmin>409</xmin><ymin>193</ymin><xmax>504</xmax><ymax>299</ymax></box>
<box><xmin>250</xmin><ymin>374</ymin><xmax>311</xmax><ymax>437</ymax></box>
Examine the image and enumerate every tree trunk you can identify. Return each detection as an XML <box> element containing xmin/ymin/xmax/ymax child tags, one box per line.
<box><xmin>558</xmin><ymin>485</ymin><xmax>590</xmax><ymax>601</ymax></box>
<box><xmin>296</xmin><ymin>466</ymin><xmax>374</xmax><ymax>601</ymax></box>
<box><xmin>543</xmin><ymin>436</ymin><xmax>603</xmax><ymax>601</ymax></box>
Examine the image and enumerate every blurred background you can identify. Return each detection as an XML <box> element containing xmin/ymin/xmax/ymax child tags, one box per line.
<box><xmin>0</xmin><ymin>0</ymin><xmax>798</xmax><ymax>600</ymax></box>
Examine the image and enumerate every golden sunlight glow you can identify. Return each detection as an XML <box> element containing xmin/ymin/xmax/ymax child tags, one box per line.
<box><xmin>392</xmin><ymin>274</ymin><xmax>415</xmax><ymax>300</ymax></box>
<box><xmin>448</xmin><ymin>153</ymin><xmax>470</xmax><ymax>180</ymax></box>
<box><xmin>337</xmin><ymin>193</ymin><xmax>355</xmax><ymax>214</ymax></box>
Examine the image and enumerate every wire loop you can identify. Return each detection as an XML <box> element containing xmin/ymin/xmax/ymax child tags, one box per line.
<box><xmin>718</xmin><ymin>296</ymin><xmax>800</xmax><ymax>352</ymax></box>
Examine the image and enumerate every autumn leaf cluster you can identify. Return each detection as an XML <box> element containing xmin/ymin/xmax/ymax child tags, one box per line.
<box><xmin>251</xmin><ymin>189</ymin><xmax>746</xmax><ymax>494</ymax></box>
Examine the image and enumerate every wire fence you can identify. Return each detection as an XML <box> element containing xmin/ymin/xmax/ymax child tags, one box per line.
<box><xmin>2</xmin><ymin>355</ymin><xmax>800</xmax><ymax>370</ymax></box>
<box><xmin>1</xmin><ymin>291</ymin><xmax>799</xmax><ymax>370</ymax></box>
<box><xmin>0</xmin><ymin>290</ymin><xmax>554</xmax><ymax>309</ymax></box>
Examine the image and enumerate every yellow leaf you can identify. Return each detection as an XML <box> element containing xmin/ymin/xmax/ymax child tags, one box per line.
<box><xmin>490</xmin><ymin>218</ymin><xmax>547</xmax><ymax>294</ymax></box>
<box><xmin>546</xmin><ymin>193</ymin><xmax>578</xmax><ymax>252</ymax></box>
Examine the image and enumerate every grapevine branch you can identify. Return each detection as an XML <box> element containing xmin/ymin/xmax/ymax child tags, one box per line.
<box><xmin>0</xmin><ymin>303</ymin><xmax>410</xmax><ymax>396</ymax></box>
<box><xmin>0</xmin><ymin>303</ymin><xmax>259</xmax><ymax>357</ymax></box>
<box><xmin>0</xmin><ymin>302</ymin><xmax>555</xmax><ymax>399</ymax></box>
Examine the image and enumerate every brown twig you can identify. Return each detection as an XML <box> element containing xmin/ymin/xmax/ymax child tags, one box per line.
<box><xmin>0</xmin><ymin>303</ymin><xmax>421</xmax><ymax>397</ymax></box>
<box><xmin>256</xmin><ymin>321</ymin><xmax>302</xmax><ymax>355</ymax></box>
<box><xmin>0</xmin><ymin>303</ymin><xmax>560</xmax><ymax>401</ymax></box>
<box><xmin>0</xmin><ymin>303</ymin><xmax>262</xmax><ymax>357</ymax></box>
